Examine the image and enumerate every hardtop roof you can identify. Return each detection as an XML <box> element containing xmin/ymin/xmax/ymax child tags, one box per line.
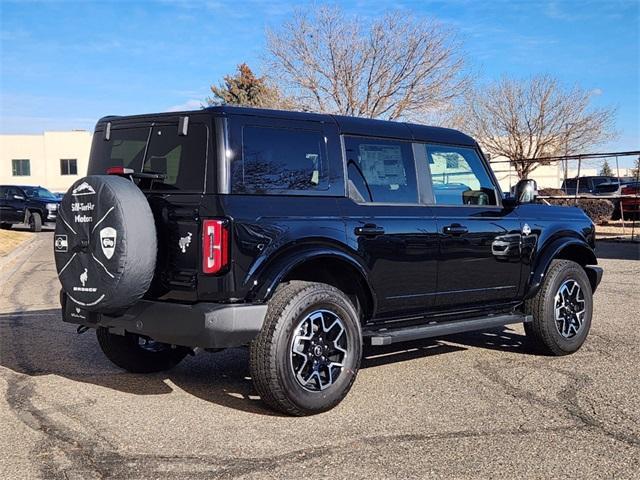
<box><xmin>98</xmin><ymin>105</ymin><xmax>477</xmax><ymax>146</ymax></box>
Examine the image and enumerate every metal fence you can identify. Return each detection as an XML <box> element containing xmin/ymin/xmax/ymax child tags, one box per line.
<box><xmin>490</xmin><ymin>150</ymin><xmax>640</xmax><ymax>241</ymax></box>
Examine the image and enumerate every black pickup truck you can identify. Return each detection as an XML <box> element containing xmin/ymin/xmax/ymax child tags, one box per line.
<box><xmin>0</xmin><ymin>185</ymin><xmax>61</xmax><ymax>231</ymax></box>
<box><xmin>54</xmin><ymin>107</ymin><xmax>602</xmax><ymax>416</ymax></box>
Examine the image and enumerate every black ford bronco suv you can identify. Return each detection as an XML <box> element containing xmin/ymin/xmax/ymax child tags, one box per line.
<box><xmin>54</xmin><ymin>106</ymin><xmax>602</xmax><ymax>416</ymax></box>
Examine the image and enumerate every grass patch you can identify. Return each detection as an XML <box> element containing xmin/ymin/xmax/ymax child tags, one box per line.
<box><xmin>0</xmin><ymin>229</ymin><xmax>33</xmax><ymax>257</ymax></box>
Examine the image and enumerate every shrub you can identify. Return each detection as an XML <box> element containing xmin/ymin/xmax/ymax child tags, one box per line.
<box><xmin>538</xmin><ymin>188</ymin><xmax>614</xmax><ymax>225</ymax></box>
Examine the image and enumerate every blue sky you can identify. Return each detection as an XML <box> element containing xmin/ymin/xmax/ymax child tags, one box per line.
<box><xmin>1</xmin><ymin>0</ymin><xmax>638</xmax><ymax>154</ymax></box>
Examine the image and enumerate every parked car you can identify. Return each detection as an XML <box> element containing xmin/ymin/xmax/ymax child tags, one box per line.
<box><xmin>0</xmin><ymin>185</ymin><xmax>61</xmax><ymax>231</ymax></box>
<box><xmin>54</xmin><ymin>106</ymin><xmax>602</xmax><ymax>415</ymax></box>
<box><xmin>620</xmin><ymin>181</ymin><xmax>640</xmax><ymax>219</ymax></box>
<box><xmin>561</xmin><ymin>175</ymin><xmax>617</xmax><ymax>195</ymax></box>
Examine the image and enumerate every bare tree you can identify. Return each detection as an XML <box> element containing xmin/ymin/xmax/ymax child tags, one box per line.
<box><xmin>463</xmin><ymin>75</ymin><xmax>616</xmax><ymax>179</ymax></box>
<box><xmin>265</xmin><ymin>5</ymin><xmax>469</xmax><ymax>121</ymax></box>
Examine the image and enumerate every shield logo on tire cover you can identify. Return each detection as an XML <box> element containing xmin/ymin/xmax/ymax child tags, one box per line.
<box><xmin>99</xmin><ymin>227</ymin><xmax>117</xmax><ymax>260</ymax></box>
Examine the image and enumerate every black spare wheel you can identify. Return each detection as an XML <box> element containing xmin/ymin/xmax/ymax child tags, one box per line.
<box><xmin>54</xmin><ymin>175</ymin><xmax>157</xmax><ymax>312</ymax></box>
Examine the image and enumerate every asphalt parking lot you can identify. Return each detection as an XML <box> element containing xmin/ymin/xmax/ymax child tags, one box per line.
<box><xmin>0</xmin><ymin>233</ymin><xmax>638</xmax><ymax>479</ymax></box>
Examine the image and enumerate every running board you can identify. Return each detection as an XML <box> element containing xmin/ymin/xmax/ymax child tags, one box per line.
<box><xmin>364</xmin><ymin>313</ymin><xmax>532</xmax><ymax>346</ymax></box>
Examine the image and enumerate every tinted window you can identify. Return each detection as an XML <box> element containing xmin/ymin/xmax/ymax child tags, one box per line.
<box><xmin>89</xmin><ymin>128</ymin><xmax>148</xmax><ymax>172</ymax></box>
<box><xmin>426</xmin><ymin>145</ymin><xmax>497</xmax><ymax>205</ymax></box>
<box><xmin>23</xmin><ymin>187</ymin><xmax>57</xmax><ymax>200</ymax></box>
<box><xmin>345</xmin><ymin>136</ymin><xmax>417</xmax><ymax>203</ymax></box>
<box><xmin>89</xmin><ymin>124</ymin><xmax>207</xmax><ymax>192</ymax></box>
<box><xmin>232</xmin><ymin>126</ymin><xmax>328</xmax><ymax>194</ymax></box>
<box><xmin>142</xmin><ymin>124</ymin><xmax>207</xmax><ymax>191</ymax></box>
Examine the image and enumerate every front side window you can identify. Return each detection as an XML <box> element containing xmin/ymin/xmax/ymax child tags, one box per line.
<box><xmin>60</xmin><ymin>158</ymin><xmax>78</xmax><ymax>176</ymax></box>
<box><xmin>12</xmin><ymin>159</ymin><xmax>30</xmax><ymax>176</ymax></box>
<box><xmin>344</xmin><ymin>136</ymin><xmax>417</xmax><ymax>203</ymax></box>
<box><xmin>232</xmin><ymin>126</ymin><xmax>328</xmax><ymax>194</ymax></box>
<box><xmin>426</xmin><ymin>145</ymin><xmax>497</xmax><ymax>206</ymax></box>
<box><xmin>22</xmin><ymin>186</ymin><xmax>57</xmax><ymax>200</ymax></box>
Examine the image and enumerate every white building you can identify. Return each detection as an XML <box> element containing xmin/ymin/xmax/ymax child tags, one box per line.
<box><xmin>0</xmin><ymin>131</ymin><xmax>92</xmax><ymax>193</ymax></box>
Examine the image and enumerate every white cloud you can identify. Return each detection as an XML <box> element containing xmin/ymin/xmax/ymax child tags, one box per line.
<box><xmin>166</xmin><ymin>99</ymin><xmax>204</xmax><ymax>112</ymax></box>
<box><xmin>590</xmin><ymin>88</ymin><xmax>603</xmax><ymax>96</ymax></box>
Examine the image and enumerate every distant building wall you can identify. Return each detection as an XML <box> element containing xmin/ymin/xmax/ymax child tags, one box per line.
<box><xmin>490</xmin><ymin>155</ymin><xmax>600</xmax><ymax>192</ymax></box>
<box><xmin>0</xmin><ymin>131</ymin><xmax>92</xmax><ymax>192</ymax></box>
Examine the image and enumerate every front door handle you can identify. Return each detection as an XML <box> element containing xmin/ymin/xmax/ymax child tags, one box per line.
<box><xmin>355</xmin><ymin>224</ymin><xmax>385</xmax><ymax>237</ymax></box>
<box><xmin>443</xmin><ymin>224</ymin><xmax>468</xmax><ymax>236</ymax></box>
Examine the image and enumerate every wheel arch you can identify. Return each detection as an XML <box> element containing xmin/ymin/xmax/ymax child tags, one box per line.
<box><xmin>249</xmin><ymin>247</ymin><xmax>376</xmax><ymax>322</ymax></box>
<box><xmin>526</xmin><ymin>237</ymin><xmax>598</xmax><ymax>299</ymax></box>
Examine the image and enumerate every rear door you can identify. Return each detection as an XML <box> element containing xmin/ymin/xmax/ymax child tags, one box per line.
<box><xmin>423</xmin><ymin>144</ymin><xmax>523</xmax><ymax>310</ymax></box>
<box><xmin>88</xmin><ymin>116</ymin><xmax>212</xmax><ymax>301</ymax></box>
<box><xmin>4</xmin><ymin>187</ymin><xmax>27</xmax><ymax>222</ymax></box>
<box><xmin>339</xmin><ymin>136</ymin><xmax>438</xmax><ymax>320</ymax></box>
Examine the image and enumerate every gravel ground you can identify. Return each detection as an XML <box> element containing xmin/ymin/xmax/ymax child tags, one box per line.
<box><xmin>0</xmin><ymin>233</ymin><xmax>638</xmax><ymax>479</ymax></box>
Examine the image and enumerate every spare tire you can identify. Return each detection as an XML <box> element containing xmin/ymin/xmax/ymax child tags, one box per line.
<box><xmin>54</xmin><ymin>175</ymin><xmax>157</xmax><ymax>312</ymax></box>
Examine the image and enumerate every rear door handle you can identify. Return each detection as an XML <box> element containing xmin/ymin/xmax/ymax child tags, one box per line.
<box><xmin>355</xmin><ymin>224</ymin><xmax>385</xmax><ymax>237</ymax></box>
<box><xmin>443</xmin><ymin>224</ymin><xmax>468</xmax><ymax>236</ymax></box>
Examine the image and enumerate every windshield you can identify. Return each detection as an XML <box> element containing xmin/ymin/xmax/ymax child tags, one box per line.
<box><xmin>23</xmin><ymin>187</ymin><xmax>57</xmax><ymax>200</ymax></box>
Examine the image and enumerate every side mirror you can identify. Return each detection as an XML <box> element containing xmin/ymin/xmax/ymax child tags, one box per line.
<box><xmin>13</xmin><ymin>195</ymin><xmax>25</xmax><ymax>201</ymax></box>
<box><xmin>514</xmin><ymin>179</ymin><xmax>537</xmax><ymax>204</ymax></box>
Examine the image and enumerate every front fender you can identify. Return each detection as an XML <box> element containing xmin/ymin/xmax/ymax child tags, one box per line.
<box><xmin>525</xmin><ymin>237</ymin><xmax>598</xmax><ymax>299</ymax></box>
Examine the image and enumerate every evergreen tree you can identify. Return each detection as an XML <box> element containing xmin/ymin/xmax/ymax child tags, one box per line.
<box><xmin>207</xmin><ymin>63</ymin><xmax>287</xmax><ymax>109</ymax></box>
<box><xmin>600</xmin><ymin>159</ymin><xmax>613</xmax><ymax>176</ymax></box>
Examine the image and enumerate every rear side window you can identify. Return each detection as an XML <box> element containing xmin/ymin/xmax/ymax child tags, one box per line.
<box><xmin>345</xmin><ymin>136</ymin><xmax>418</xmax><ymax>203</ymax></box>
<box><xmin>232</xmin><ymin>126</ymin><xmax>328</xmax><ymax>194</ymax></box>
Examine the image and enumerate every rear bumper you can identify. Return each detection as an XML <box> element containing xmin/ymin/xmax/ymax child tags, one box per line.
<box><xmin>62</xmin><ymin>295</ymin><xmax>268</xmax><ymax>349</ymax></box>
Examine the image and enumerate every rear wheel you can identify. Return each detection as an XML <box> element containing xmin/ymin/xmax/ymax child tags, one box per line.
<box><xmin>28</xmin><ymin>211</ymin><xmax>42</xmax><ymax>232</ymax></box>
<box><xmin>525</xmin><ymin>259</ymin><xmax>593</xmax><ymax>355</ymax></box>
<box><xmin>250</xmin><ymin>281</ymin><xmax>362</xmax><ymax>416</ymax></box>
<box><xmin>96</xmin><ymin>327</ymin><xmax>188</xmax><ymax>373</ymax></box>
<box><xmin>0</xmin><ymin>223</ymin><xmax>12</xmax><ymax>230</ymax></box>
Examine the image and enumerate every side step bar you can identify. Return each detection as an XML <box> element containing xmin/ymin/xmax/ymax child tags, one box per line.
<box><xmin>364</xmin><ymin>313</ymin><xmax>532</xmax><ymax>346</ymax></box>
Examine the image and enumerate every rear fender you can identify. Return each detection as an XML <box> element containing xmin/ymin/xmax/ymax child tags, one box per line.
<box><xmin>248</xmin><ymin>244</ymin><xmax>376</xmax><ymax>308</ymax></box>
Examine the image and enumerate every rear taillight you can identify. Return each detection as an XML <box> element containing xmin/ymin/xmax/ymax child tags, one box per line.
<box><xmin>202</xmin><ymin>219</ymin><xmax>229</xmax><ymax>274</ymax></box>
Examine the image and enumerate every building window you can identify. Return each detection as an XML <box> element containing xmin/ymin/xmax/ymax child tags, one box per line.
<box><xmin>60</xmin><ymin>159</ymin><xmax>78</xmax><ymax>176</ymax></box>
<box><xmin>12</xmin><ymin>159</ymin><xmax>30</xmax><ymax>176</ymax></box>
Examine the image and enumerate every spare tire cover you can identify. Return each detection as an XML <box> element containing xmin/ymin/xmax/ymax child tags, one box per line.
<box><xmin>54</xmin><ymin>175</ymin><xmax>157</xmax><ymax>312</ymax></box>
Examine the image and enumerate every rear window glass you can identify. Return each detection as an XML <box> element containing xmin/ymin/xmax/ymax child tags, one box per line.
<box><xmin>88</xmin><ymin>124</ymin><xmax>207</xmax><ymax>192</ymax></box>
<box><xmin>232</xmin><ymin>126</ymin><xmax>328</xmax><ymax>194</ymax></box>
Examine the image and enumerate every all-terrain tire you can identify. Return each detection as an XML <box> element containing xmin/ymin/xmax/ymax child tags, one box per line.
<box><xmin>250</xmin><ymin>281</ymin><xmax>362</xmax><ymax>416</ymax></box>
<box><xmin>525</xmin><ymin>259</ymin><xmax>593</xmax><ymax>356</ymax></box>
<box><xmin>29</xmin><ymin>211</ymin><xmax>42</xmax><ymax>232</ymax></box>
<box><xmin>96</xmin><ymin>327</ymin><xmax>188</xmax><ymax>373</ymax></box>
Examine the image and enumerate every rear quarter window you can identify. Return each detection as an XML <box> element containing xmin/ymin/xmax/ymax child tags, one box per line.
<box><xmin>232</xmin><ymin>126</ymin><xmax>329</xmax><ymax>194</ymax></box>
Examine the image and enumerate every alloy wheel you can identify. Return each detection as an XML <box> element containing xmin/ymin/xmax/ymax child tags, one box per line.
<box><xmin>554</xmin><ymin>279</ymin><xmax>586</xmax><ymax>339</ymax></box>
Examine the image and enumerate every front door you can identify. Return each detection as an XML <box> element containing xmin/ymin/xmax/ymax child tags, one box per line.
<box><xmin>340</xmin><ymin>135</ymin><xmax>438</xmax><ymax>320</ymax></box>
<box><xmin>423</xmin><ymin>144</ymin><xmax>523</xmax><ymax>309</ymax></box>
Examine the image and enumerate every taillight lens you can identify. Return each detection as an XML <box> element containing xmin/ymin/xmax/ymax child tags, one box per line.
<box><xmin>202</xmin><ymin>219</ymin><xmax>229</xmax><ymax>274</ymax></box>
<box><xmin>106</xmin><ymin>166</ymin><xmax>134</xmax><ymax>175</ymax></box>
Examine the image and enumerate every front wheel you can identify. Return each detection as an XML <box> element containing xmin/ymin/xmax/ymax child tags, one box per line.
<box><xmin>28</xmin><ymin>211</ymin><xmax>42</xmax><ymax>232</ymax></box>
<box><xmin>525</xmin><ymin>259</ymin><xmax>593</xmax><ymax>355</ymax></box>
<box><xmin>96</xmin><ymin>327</ymin><xmax>188</xmax><ymax>373</ymax></box>
<box><xmin>250</xmin><ymin>281</ymin><xmax>362</xmax><ymax>416</ymax></box>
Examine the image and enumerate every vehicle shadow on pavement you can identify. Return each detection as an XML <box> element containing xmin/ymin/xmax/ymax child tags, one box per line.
<box><xmin>0</xmin><ymin>308</ymin><xmax>532</xmax><ymax>416</ymax></box>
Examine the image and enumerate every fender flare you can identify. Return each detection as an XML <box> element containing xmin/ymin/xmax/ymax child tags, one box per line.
<box><xmin>525</xmin><ymin>237</ymin><xmax>597</xmax><ymax>299</ymax></box>
<box><xmin>249</xmin><ymin>245</ymin><xmax>376</xmax><ymax>310</ymax></box>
